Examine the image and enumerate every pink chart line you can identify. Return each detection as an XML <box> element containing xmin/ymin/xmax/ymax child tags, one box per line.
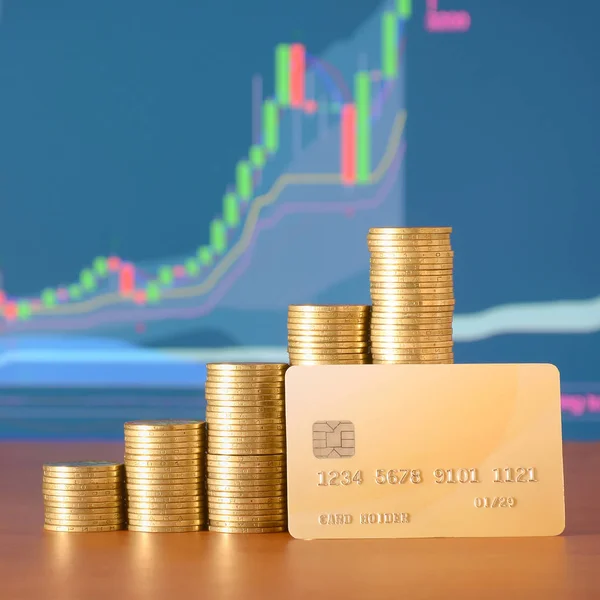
<box><xmin>1</xmin><ymin>144</ymin><xmax>404</xmax><ymax>333</ymax></box>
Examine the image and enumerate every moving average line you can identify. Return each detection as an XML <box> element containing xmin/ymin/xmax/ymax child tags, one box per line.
<box><xmin>30</xmin><ymin>110</ymin><xmax>407</xmax><ymax>318</ymax></box>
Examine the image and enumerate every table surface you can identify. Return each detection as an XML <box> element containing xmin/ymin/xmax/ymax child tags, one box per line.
<box><xmin>1</xmin><ymin>442</ymin><xmax>599</xmax><ymax>600</ymax></box>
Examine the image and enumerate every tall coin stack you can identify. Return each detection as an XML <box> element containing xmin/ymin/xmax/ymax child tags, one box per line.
<box><xmin>368</xmin><ymin>227</ymin><xmax>455</xmax><ymax>364</ymax></box>
<box><xmin>287</xmin><ymin>305</ymin><xmax>371</xmax><ymax>365</ymax></box>
<box><xmin>42</xmin><ymin>461</ymin><xmax>126</xmax><ymax>532</ymax></box>
<box><xmin>124</xmin><ymin>420</ymin><xmax>207</xmax><ymax>533</ymax></box>
<box><xmin>205</xmin><ymin>363</ymin><xmax>288</xmax><ymax>534</ymax></box>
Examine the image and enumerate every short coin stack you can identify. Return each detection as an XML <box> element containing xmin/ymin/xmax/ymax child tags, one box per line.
<box><xmin>368</xmin><ymin>227</ymin><xmax>455</xmax><ymax>364</ymax></box>
<box><xmin>287</xmin><ymin>305</ymin><xmax>371</xmax><ymax>365</ymax></box>
<box><xmin>205</xmin><ymin>363</ymin><xmax>288</xmax><ymax>533</ymax></box>
<box><xmin>42</xmin><ymin>461</ymin><xmax>126</xmax><ymax>532</ymax></box>
<box><xmin>124</xmin><ymin>420</ymin><xmax>206</xmax><ymax>533</ymax></box>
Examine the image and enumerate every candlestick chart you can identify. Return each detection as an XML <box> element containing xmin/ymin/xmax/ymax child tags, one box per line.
<box><xmin>0</xmin><ymin>2</ymin><xmax>411</xmax><ymax>343</ymax></box>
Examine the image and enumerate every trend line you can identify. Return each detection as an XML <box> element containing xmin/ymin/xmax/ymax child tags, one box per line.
<box><xmin>453</xmin><ymin>296</ymin><xmax>600</xmax><ymax>342</ymax></box>
<box><xmin>26</xmin><ymin>110</ymin><xmax>405</xmax><ymax>319</ymax></box>
<box><xmin>3</xmin><ymin>141</ymin><xmax>405</xmax><ymax>331</ymax></box>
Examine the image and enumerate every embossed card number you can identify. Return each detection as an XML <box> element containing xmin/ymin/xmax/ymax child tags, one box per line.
<box><xmin>285</xmin><ymin>364</ymin><xmax>565</xmax><ymax>539</ymax></box>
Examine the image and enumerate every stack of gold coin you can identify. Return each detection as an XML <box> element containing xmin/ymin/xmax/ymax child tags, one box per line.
<box><xmin>287</xmin><ymin>305</ymin><xmax>371</xmax><ymax>365</ymax></box>
<box><xmin>42</xmin><ymin>461</ymin><xmax>126</xmax><ymax>532</ymax></box>
<box><xmin>124</xmin><ymin>420</ymin><xmax>206</xmax><ymax>533</ymax></box>
<box><xmin>368</xmin><ymin>227</ymin><xmax>454</xmax><ymax>364</ymax></box>
<box><xmin>205</xmin><ymin>363</ymin><xmax>288</xmax><ymax>533</ymax></box>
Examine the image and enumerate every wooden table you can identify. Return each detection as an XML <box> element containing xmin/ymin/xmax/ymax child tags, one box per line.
<box><xmin>1</xmin><ymin>442</ymin><xmax>599</xmax><ymax>600</ymax></box>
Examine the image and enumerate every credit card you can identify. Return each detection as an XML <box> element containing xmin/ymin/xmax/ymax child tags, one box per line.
<box><xmin>285</xmin><ymin>364</ymin><xmax>565</xmax><ymax>539</ymax></box>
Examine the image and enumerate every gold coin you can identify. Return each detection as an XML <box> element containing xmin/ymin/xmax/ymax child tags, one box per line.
<box><xmin>370</xmin><ymin>343</ymin><xmax>453</xmax><ymax>353</ymax></box>
<box><xmin>371</xmin><ymin>331</ymin><xmax>452</xmax><ymax>340</ymax></box>
<box><xmin>205</xmin><ymin>380</ymin><xmax>284</xmax><ymax>390</ymax></box>
<box><xmin>44</xmin><ymin>523</ymin><xmax>125</xmax><ymax>532</ymax></box>
<box><xmin>206</xmin><ymin>455</ymin><xmax>285</xmax><ymax>465</ymax></box>
<box><xmin>125</xmin><ymin>464</ymin><xmax>204</xmax><ymax>474</ymax></box>
<box><xmin>44</xmin><ymin>516</ymin><xmax>125</xmax><ymax>527</ymax></box>
<box><xmin>207</xmin><ymin>488</ymin><xmax>285</xmax><ymax>498</ymax></box>
<box><xmin>43</xmin><ymin>499</ymin><xmax>124</xmax><ymax>509</ymax></box>
<box><xmin>124</xmin><ymin>457</ymin><xmax>203</xmax><ymax>467</ymax></box>
<box><xmin>125</xmin><ymin>435</ymin><xmax>202</xmax><ymax>445</ymax></box>
<box><xmin>372</xmin><ymin>359</ymin><xmax>454</xmax><ymax>364</ymax></box>
<box><xmin>370</xmin><ymin>274</ymin><xmax>453</xmax><ymax>284</ymax></box>
<box><xmin>370</xmin><ymin>283</ymin><xmax>454</xmax><ymax>293</ymax></box>
<box><xmin>207</xmin><ymin>484</ymin><xmax>285</xmax><ymax>494</ymax></box>
<box><xmin>371</xmin><ymin>353</ymin><xmax>454</xmax><ymax>362</ymax></box>
<box><xmin>42</xmin><ymin>488</ymin><xmax>123</xmax><ymax>498</ymax></box>
<box><xmin>287</xmin><ymin>332</ymin><xmax>368</xmax><ymax>341</ymax></box>
<box><xmin>369</xmin><ymin>249</ymin><xmax>454</xmax><ymax>259</ymax></box>
<box><xmin>42</xmin><ymin>475</ymin><xmax>123</xmax><ymax>486</ymax></box>
<box><xmin>44</xmin><ymin>513</ymin><xmax>125</xmax><ymax>523</ymax></box>
<box><xmin>371</xmin><ymin>307</ymin><xmax>454</xmax><ymax>317</ymax></box>
<box><xmin>208</xmin><ymin>434</ymin><xmax>286</xmax><ymax>443</ymax></box>
<box><xmin>206</xmin><ymin>401</ymin><xmax>285</xmax><ymax>411</ymax></box>
<box><xmin>127</xmin><ymin>501</ymin><xmax>204</xmax><ymax>510</ymax></box>
<box><xmin>209</xmin><ymin>507</ymin><xmax>286</xmax><ymax>516</ymax></box>
<box><xmin>128</xmin><ymin>524</ymin><xmax>201</xmax><ymax>532</ymax></box>
<box><xmin>209</xmin><ymin>517</ymin><xmax>286</xmax><ymax>526</ymax></box>
<box><xmin>125</xmin><ymin>442</ymin><xmax>205</xmax><ymax>456</ymax></box>
<box><xmin>287</xmin><ymin>316</ymin><xmax>369</xmax><ymax>325</ymax></box>
<box><xmin>43</xmin><ymin>461</ymin><xmax>123</xmax><ymax>474</ymax></box>
<box><xmin>368</xmin><ymin>226</ymin><xmax>452</xmax><ymax>235</ymax></box>
<box><xmin>288</xmin><ymin>305</ymin><xmax>370</xmax><ymax>313</ymax></box>
<box><xmin>371</xmin><ymin>319</ymin><xmax>452</xmax><ymax>329</ymax></box>
<box><xmin>370</xmin><ymin>264</ymin><xmax>453</xmax><ymax>273</ymax></box>
<box><xmin>127</xmin><ymin>516</ymin><xmax>202</xmax><ymax>526</ymax></box>
<box><xmin>206</xmin><ymin>417</ymin><xmax>284</xmax><ymax>426</ymax></box>
<box><xmin>126</xmin><ymin>488</ymin><xmax>203</xmax><ymax>498</ymax></box>
<box><xmin>124</xmin><ymin>442</ymin><xmax>202</xmax><ymax>452</ymax></box>
<box><xmin>206</xmin><ymin>374</ymin><xmax>286</xmax><ymax>384</ymax></box>
<box><xmin>205</xmin><ymin>385</ymin><xmax>285</xmax><ymax>393</ymax></box>
<box><xmin>206</xmin><ymin>363</ymin><xmax>288</xmax><ymax>373</ymax></box>
<box><xmin>207</xmin><ymin>496</ymin><xmax>285</xmax><ymax>506</ymax></box>
<box><xmin>208</xmin><ymin>504</ymin><xmax>285</xmax><ymax>514</ymax></box>
<box><xmin>126</xmin><ymin>481</ymin><xmax>200</xmax><ymax>491</ymax></box>
<box><xmin>125</xmin><ymin>420</ymin><xmax>205</xmax><ymax>431</ymax></box>
<box><xmin>125</xmin><ymin>472</ymin><xmax>201</xmax><ymax>481</ymax></box>
<box><xmin>372</xmin><ymin>339</ymin><xmax>452</xmax><ymax>347</ymax></box>
<box><xmin>207</xmin><ymin>475</ymin><xmax>285</xmax><ymax>484</ymax></box>
<box><xmin>370</xmin><ymin>291</ymin><xmax>454</xmax><ymax>301</ymax></box>
<box><xmin>370</xmin><ymin>340</ymin><xmax>453</xmax><ymax>349</ymax></box>
<box><xmin>208</xmin><ymin>423</ymin><xmax>284</xmax><ymax>432</ymax></box>
<box><xmin>288</xmin><ymin>351</ymin><xmax>370</xmax><ymax>359</ymax></box>
<box><xmin>127</xmin><ymin>509</ymin><xmax>206</xmax><ymax>517</ymax></box>
<box><xmin>123</xmin><ymin>428</ymin><xmax>204</xmax><ymax>438</ymax></box>
<box><xmin>206</xmin><ymin>393</ymin><xmax>284</xmax><ymax>403</ymax></box>
<box><xmin>207</xmin><ymin>466</ymin><xmax>285</xmax><ymax>476</ymax></box>
<box><xmin>126</xmin><ymin>475</ymin><xmax>200</xmax><ymax>484</ymax></box>
<box><xmin>367</xmin><ymin>239</ymin><xmax>452</xmax><ymax>248</ymax></box>
<box><xmin>204</xmin><ymin>389</ymin><xmax>285</xmax><ymax>399</ymax></box>
<box><xmin>44</xmin><ymin>505</ymin><xmax>125</xmax><ymax>515</ymax></box>
<box><xmin>205</xmin><ymin>405</ymin><xmax>284</xmax><ymax>414</ymax></box>
<box><xmin>372</xmin><ymin>297</ymin><xmax>455</xmax><ymax>306</ymax></box>
<box><xmin>287</xmin><ymin>341</ymin><xmax>369</xmax><ymax>350</ymax></box>
<box><xmin>287</xmin><ymin>345</ymin><xmax>369</xmax><ymax>354</ymax></box>
<box><xmin>289</xmin><ymin>358</ymin><xmax>370</xmax><ymax>365</ymax></box>
<box><xmin>371</xmin><ymin>313</ymin><xmax>453</xmax><ymax>323</ymax></box>
<box><xmin>209</xmin><ymin>437</ymin><xmax>285</xmax><ymax>454</ymax></box>
<box><xmin>123</xmin><ymin>448</ymin><xmax>202</xmax><ymax>457</ymax></box>
<box><xmin>42</xmin><ymin>482</ymin><xmax>123</xmax><ymax>493</ymax></box>
<box><xmin>208</xmin><ymin>449</ymin><xmax>284</xmax><ymax>458</ymax></box>
<box><xmin>208</xmin><ymin>525</ymin><xmax>286</xmax><ymax>533</ymax></box>
<box><xmin>286</xmin><ymin>323</ymin><xmax>367</xmax><ymax>333</ymax></box>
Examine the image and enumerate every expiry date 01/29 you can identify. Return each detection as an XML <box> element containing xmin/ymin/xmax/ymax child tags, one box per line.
<box><xmin>317</xmin><ymin>468</ymin><xmax>538</xmax><ymax>486</ymax></box>
<box><xmin>474</xmin><ymin>497</ymin><xmax>516</xmax><ymax>508</ymax></box>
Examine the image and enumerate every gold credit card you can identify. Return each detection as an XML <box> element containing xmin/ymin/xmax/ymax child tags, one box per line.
<box><xmin>285</xmin><ymin>364</ymin><xmax>565</xmax><ymax>539</ymax></box>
